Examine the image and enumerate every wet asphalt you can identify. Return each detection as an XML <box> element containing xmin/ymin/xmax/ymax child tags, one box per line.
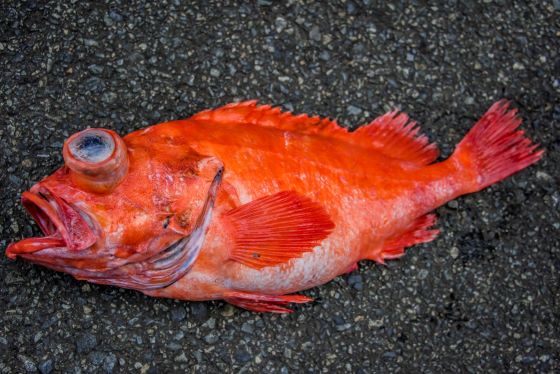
<box><xmin>1</xmin><ymin>1</ymin><xmax>559</xmax><ymax>373</ymax></box>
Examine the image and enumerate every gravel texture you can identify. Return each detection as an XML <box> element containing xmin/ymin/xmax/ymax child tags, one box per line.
<box><xmin>1</xmin><ymin>1</ymin><xmax>559</xmax><ymax>373</ymax></box>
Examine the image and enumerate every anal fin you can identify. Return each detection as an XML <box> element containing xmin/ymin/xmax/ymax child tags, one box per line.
<box><xmin>224</xmin><ymin>291</ymin><xmax>313</xmax><ymax>313</ymax></box>
<box><xmin>368</xmin><ymin>214</ymin><xmax>439</xmax><ymax>264</ymax></box>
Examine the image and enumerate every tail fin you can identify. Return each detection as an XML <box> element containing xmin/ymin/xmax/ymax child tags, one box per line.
<box><xmin>452</xmin><ymin>100</ymin><xmax>544</xmax><ymax>192</ymax></box>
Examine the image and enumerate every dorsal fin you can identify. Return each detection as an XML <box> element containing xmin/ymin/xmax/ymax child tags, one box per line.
<box><xmin>191</xmin><ymin>100</ymin><xmax>347</xmax><ymax>137</ymax></box>
<box><xmin>192</xmin><ymin>101</ymin><xmax>438</xmax><ymax>166</ymax></box>
<box><xmin>354</xmin><ymin>111</ymin><xmax>439</xmax><ymax>165</ymax></box>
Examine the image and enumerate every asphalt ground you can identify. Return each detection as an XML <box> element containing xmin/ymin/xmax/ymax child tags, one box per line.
<box><xmin>1</xmin><ymin>1</ymin><xmax>559</xmax><ymax>373</ymax></box>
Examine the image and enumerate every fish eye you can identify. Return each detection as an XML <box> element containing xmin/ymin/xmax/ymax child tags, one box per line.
<box><xmin>68</xmin><ymin>130</ymin><xmax>115</xmax><ymax>164</ymax></box>
<box><xmin>63</xmin><ymin>128</ymin><xmax>129</xmax><ymax>193</ymax></box>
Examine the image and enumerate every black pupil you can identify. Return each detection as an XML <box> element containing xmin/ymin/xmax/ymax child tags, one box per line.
<box><xmin>71</xmin><ymin>132</ymin><xmax>114</xmax><ymax>163</ymax></box>
<box><xmin>79</xmin><ymin>135</ymin><xmax>105</xmax><ymax>151</ymax></box>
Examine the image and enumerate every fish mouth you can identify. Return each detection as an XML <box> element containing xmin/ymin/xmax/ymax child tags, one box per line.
<box><xmin>6</xmin><ymin>188</ymin><xmax>97</xmax><ymax>259</ymax></box>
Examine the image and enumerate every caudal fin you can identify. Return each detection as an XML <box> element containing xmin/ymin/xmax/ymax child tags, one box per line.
<box><xmin>452</xmin><ymin>100</ymin><xmax>544</xmax><ymax>192</ymax></box>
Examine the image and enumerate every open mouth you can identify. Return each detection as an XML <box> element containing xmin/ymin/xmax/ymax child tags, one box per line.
<box><xmin>6</xmin><ymin>188</ymin><xmax>97</xmax><ymax>259</ymax></box>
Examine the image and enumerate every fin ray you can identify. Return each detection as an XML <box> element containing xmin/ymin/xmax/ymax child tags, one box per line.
<box><xmin>368</xmin><ymin>213</ymin><xmax>439</xmax><ymax>264</ymax></box>
<box><xmin>354</xmin><ymin>111</ymin><xmax>439</xmax><ymax>166</ymax></box>
<box><xmin>224</xmin><ymin>191</ymin><xmax>334</xmax><ymax>269</ymax></box>
<box><xmin>224</xmin><ymin>291</ymin><xmax>313</xmax><ymax>313</ymax></box>
<box><xmin>452</xmin><ymin>100</ymin><xmax>544</xmax><ymax>192</ymax></box>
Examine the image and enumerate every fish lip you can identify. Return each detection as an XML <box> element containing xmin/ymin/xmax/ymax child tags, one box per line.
<box><xmin>7</xmin><ymin>188</ymin><xmax>97</xmax><ymax>258</ymax></box>
<box><xmin>22</xmin><ymin>190</ymin><xmax>64</xmax><ymax>237</ymax></box>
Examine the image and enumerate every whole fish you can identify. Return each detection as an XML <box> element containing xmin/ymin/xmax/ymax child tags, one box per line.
<box><xmin>6</xmin><ymin>100</ymin><xmax>543</xmax><ymax>313</ymax></box>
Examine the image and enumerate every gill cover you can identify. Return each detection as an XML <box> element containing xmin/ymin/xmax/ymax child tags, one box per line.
<box><xmin>66</xmin><ymin>164</ymin><xmax>224</xmax><ymax>290</ymax></box>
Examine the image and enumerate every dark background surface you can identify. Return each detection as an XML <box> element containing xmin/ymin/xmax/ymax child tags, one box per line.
<box><xmin>1</xmin><ymin>1</ymin><xmax>559</xmax><ymax>373</ymax></box>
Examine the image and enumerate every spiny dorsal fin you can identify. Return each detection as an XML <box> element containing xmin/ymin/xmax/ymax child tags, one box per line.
<box><xmin>223</xmin><ymin>190</ymin><xmax>334</xmax><ymax>269</ymax></box>
<box><xmin>192</xmin><ymin>100</ymin><xmax>346</xmax><ymax>136</ymax></box>
<box><xmin>192</xmin><ymin>101</ymin><xmax>438</xmax><ymax>166</ymax></box>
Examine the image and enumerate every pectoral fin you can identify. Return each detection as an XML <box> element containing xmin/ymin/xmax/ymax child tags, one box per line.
<box><xmin>224</xmin><ymin>191</ymin><xmax>334</xmax><ymax>269</ymax></box>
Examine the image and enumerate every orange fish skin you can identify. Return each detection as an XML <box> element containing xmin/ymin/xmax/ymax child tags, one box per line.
<box><xmin>143</xmin><ymin>101</ymin><xmax>541</xmax><ymax>302</ymax></box>
<box><xmin>6</xmin><ymin>100</ymin><xmax>543</xmax><ymax>312</ymax></box>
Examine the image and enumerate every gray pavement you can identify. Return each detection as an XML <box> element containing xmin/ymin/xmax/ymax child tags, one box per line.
<box><xmin>1</xmin><ymin>1</ymin><xmax>559</xmax><ymax>373</ymax></box>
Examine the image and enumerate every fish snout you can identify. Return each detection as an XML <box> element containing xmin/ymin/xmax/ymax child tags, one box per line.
<box><xmin>6</xmin><ymin>188</ymin><xmax>97</xmax><ymax>259</ymax></box>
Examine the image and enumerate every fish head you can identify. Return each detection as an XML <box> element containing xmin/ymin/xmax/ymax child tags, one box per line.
<box><xmin>7</xmin><ymin>126</ymin><xmax>223</xmax><ymax>289</ymax></box>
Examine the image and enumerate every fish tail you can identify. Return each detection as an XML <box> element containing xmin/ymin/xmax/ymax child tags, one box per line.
<box><xmin>451</xmin><ymin>100</ymin><xmax>544</xmax><ymax>192</ymax></box>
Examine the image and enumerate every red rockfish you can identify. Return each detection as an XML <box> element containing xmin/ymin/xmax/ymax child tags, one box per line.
<box><xmin>6</xmin><ymin>100</ymin><xmax>543</xmax><ymax>313</ymax></box>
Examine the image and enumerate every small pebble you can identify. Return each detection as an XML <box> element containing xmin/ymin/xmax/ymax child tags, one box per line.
<box><xmin>38</xmin><ymin>359</ymin><xmax>54</xmax><ymax>374</ymax></box>
<box><xmin>450</xmin><ymin>247</ymin><xmax>460</xmax><ymax>259</ymax></box>
<box><xmin>309</xmin><ymin>25</ymin><xmax>322</xmax><ymax>42</ymax></box>
<box><xmin>76</xmin><ymin>333</ymin><xmax>97</xmax><ymax>354</ymax></box>
<box><xmin>171</xmin><ymin>306</ymin><xmax>187</xmax><ymax>322</ymax></box>
<box><xmin>347</xmin><ymin>105</ymin><xmax>362</xmax><ymax>115</ymax></box>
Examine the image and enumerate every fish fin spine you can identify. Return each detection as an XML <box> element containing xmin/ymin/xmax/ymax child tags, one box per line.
<box><xmin>192</xmin><ymin>100</ymin><xmax>346</xmax><ymax>137</ymax></box>
<box><xmin>223</xmin><ymin>291</ymin><xmax>313</xmax><ymax>313</ymax></box>
<box><xmin>354</xmin><ymin>111</ymin><xmax>439</xmax><ymax>166</ymax></box>
<box><xmin>224</xmin><ymin>191</ymin><xmax>334</xmax><ymax>269</ymax></box>
<box><xmin>367</xmin><ymin>213</ymin><xmax>439</xmax><ymax>264</ymax></box>
<box><xmin>452</xmin><ymin>100</ymin><xmax>544</xmax><ymax>192</ymax></box>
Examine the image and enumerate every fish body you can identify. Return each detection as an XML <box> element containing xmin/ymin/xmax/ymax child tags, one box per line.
<box><xmin>7</xmin><ymin>100</ymin><xmax>543</xmax><ymax>312</ymax></box>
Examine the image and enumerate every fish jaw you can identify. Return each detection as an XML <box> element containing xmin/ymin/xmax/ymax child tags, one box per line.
<box><xmin>6</xmin><ymin>187</ymin><xmax>97</xmax><ymax>259</ymax></box>
<box><xmin>6</xmin><ymin>237</ymin><xmax>66</xmax><ymax>259</ymax></box>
